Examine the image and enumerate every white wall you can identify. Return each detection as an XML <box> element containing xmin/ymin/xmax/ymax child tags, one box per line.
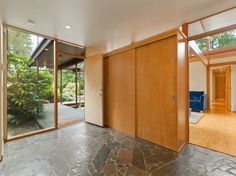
<box><xmin>231</xmin><ymin>65</ymin><xmax>236</xmax><ymax>112</ymax></box>
<box><xmin>189</xmin><ymin>61</ymin><xmax>207</xmax><ymax>93</ymax></box>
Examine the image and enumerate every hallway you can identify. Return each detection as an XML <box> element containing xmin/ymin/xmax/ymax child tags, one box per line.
<box><xmin>1</xmin><ymin>122</ymin><xmax>236</xmax><ymax>175</ymax></box>
<box><xmin>190</xmin><ymin>110</ymin><xmax>236</xmax><ymax>156</ymax></box>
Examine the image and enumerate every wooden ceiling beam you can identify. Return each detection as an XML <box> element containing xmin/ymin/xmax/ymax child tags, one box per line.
<box><xmin>189</xmin><ymin>40</ymin><xmax>208</xmax><ymax>66</ymax></box>
<box><xmin>188</xmin><ymin>24</ymin><xmax>236</xmax><ymax>41</ymax></box>
<box><xmin>57</xmin><ymin>50</ymin><xmax>85</xmax><ymax>59</ymax></box>
<box><xmin>209</xmin><ymin>61</ymin><xmax>236</xmax><ymax>67</ymax></box>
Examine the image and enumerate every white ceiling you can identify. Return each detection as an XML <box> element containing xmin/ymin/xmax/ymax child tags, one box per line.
<box><xmin>2</xmin><ymin>0</ymin><xmax>236</xmax><ymax>52</ymax></box>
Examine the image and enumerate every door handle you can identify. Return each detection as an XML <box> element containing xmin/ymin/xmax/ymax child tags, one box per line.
<box><xmin>97</xmin><ymin>91</ymin><xmax>103</xmax><ymax>96</ymax></box>
<box><xmin>172</xmin><ymin>96</ymin><xmax>176</xmax><ymax>101</ymax></box>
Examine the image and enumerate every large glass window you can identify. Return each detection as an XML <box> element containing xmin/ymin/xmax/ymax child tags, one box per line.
<box><xmin>7</xmin><ymin>28</ymin><xmax>55</xmax><ymax>138</ymax></box>
<box><xmin>195</xmin><ymin>29</ymin><xmax>236</xmax><ymax>52</ymax></box>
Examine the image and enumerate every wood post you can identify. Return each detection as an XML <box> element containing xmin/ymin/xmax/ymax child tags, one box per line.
<box><xmin>75</xmin><ymin>64</ymin><xmax>78</xmax><ymax>108</ymax></box>
<box><xmin>60</xmin><ymin>69</ymin><xmax>62</xmax><ymax>104</ymax></box>
<box><xmin>54</xmin><ymin>40</ymin><xmax>58</xmax><ymax>128</ymax></box>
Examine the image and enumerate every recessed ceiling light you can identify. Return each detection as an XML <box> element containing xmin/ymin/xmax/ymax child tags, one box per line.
<box><xmin>45</xmin><ymin>48</ymin><xmax>48</xmax><ymax>51</ymax></box>
<box><xmin>27</xmin><ymin>19</ymin><xmax>36</xmax><ymax>26</ymax></box>
<box><xmin>65</xmin><ymin>25</ymin><xmax>71</xmax><ymax>29</ymax></box>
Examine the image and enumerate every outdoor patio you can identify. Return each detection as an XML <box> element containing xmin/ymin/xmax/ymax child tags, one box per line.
<box><xmin>36</xmin><ymin>103</ymin><xmax>84</xmax><ymax>128</ymax></box>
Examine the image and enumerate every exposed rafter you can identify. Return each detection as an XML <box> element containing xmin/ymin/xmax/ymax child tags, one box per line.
<box><xmin>57</xmin><ymin>50</ymin><xmax>85</xmax><ymax>59</ymax></box>
<box><xmin>189</xmin><ymin>41</ymin><xmax>208</xmax><ymax>66</ymax></box>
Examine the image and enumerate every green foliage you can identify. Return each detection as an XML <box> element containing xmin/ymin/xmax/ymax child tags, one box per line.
<box><xmin>195</xmin><ymin>38</ymin><xmax>207</xmax><ymax>51</ymax></box>
<box><xmin>196</xmin><ymin>30</ymin><xmax>236</xmax><ymax>51</ymax></box>
<box><xmin>38</xmin><ymin>70</ymin><xmax>54</xmax><ymax>101</ymax></box>
<box><xmin>211</xmin><ymin>30</ymin><xmax>236</xmax><ymax>49</ymax></box>
<box><xmin>62</xmin><ymin>83</ymin><xmax>75</xmax><ymax>101</ymax></box>
<box><xmin>7</xmin><ymin>53</ymin><xmax>53</xmax><ymax>125</ymax></box>
<box><xmin>58</xmin><ymin>70</ymin><xmax>85</xmax><ymax>101</ymax></box>
<box><xmin>8</xmin><ymin>29</ymin><xmax>33</xmax><ymax>57</ymax></box>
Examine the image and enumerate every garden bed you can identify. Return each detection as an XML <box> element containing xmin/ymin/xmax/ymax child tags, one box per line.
<box><xmin>8</xmin><ymin>115</ymin><xmax>42</xmax><ymax>138</ymax></box>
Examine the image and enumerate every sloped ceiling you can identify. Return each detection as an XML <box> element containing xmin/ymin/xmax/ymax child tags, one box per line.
<box><xmin>2</xmin><ymin>0</ymin><xmax>236</xmax><ymax>52</ymax></box>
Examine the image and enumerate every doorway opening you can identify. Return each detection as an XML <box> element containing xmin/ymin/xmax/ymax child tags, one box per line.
<box><xmin>188</xmin><ymin>7</ymin><xmax>236</xmax><ymax>156</ymax></box>
<box><xmin>32</xmin><ymin>40</ymin><xmax>86</xmax><ymax>127</ymax></box>
<box><xmin>57</xmin><ymin>42</ymin><xmax>85</xmax><ymax>126</ymax></box>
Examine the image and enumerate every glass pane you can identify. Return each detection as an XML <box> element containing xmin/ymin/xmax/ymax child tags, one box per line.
<box><xmin>57</xmin><ymin>42</ymin><xmax>85</xmax><ymax>126</ymax></box>
<box><xmin>7</xmin><ymin>28</ymin><xmax>55</xmax><ymax>138</ymax></box>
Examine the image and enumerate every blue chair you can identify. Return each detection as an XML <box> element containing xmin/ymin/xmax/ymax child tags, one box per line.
<box><xmin>189</xmin><ymin>91</ymin><xmax>207</xmax><ymax>112</ymax></box>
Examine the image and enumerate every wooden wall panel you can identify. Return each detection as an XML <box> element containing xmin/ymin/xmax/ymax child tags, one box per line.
<box><xmin>136</xmin><ymin>36</ymin><xmax>178</xmax><ymax>150</ymax></box>
<box><xmin>225</xmin><ymin>66</ymin><xmax>231</xmax><ymax>111</ymax></box>
<box><xmin>177</xmin><ymin>33</ymin><xmax>188</xmax><ymax>151</ymax></box>
<box><xmin>215</xmin><ymin>72</ymin><xmax>226</xmax><ymax>99</ymax></box>
<box><xmin>105</xmin><ymin>49</ymin><xmax>135</xmax><ymax>136</ymax></box>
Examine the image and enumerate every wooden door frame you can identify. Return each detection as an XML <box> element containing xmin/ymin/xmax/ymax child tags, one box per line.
<box><xmin>3</xmin><ymin>25</ymin><xmax>58</xmax><ymax>141</ymax></box>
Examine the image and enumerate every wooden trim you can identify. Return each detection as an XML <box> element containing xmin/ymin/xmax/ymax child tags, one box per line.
<box><xmin>6</xmin><ymin>24</ymin><xmax>55</xmax><ymax>40</ymax></box>
<box><xmin>0</xmin><ymin>23</ymin><xmax>4</xmax><ymax>159</ymax></box>
<box><xmin>188</xmin><ymin>6</ymin><xmax>236</xmax><ymax>24</ymax></box>
<box><xmin>57</xmin><ymin>40</ymin><xmax>85</xmax><ymax>49</ymax></box>
<box><xmin>182</xmin><ymin>23</ymin><xmax>189</xmax><ymax>144</ymax></box>
<box><xmin>5</xmin><ymin>127</ymin><xmax>56</xmax><ymax>142</ymax></box>
<box><xmin>206</xmin><ymin>66</ymin><xmax>210</xmax><ymax>109</ymax></box>
<box><xmin>2</xmin><ymin>26</ymin><xmax>8</xmax><ymax>141</ymax></box>
<box><xmin>207</xmin><ymin>46</ymin><xmax>236</xmax><ymax>55</ymax></box>
<box><xmin>59</xmin><ymin>119</ymin><xmax>81</xmax><ymax>127</ymax></box>
<box><xmin>189</xmin><ymin>24</ymin><xmax>236</xmax><ymax>41</ymax></box>
<box><xmin>209</xmin><ymin>61</ymin><xmax>236</xmax><ymax>67</ymax></box>
<box><xmin>6</xmin><ymin>24</ymin><xmax>85</xmax><ymax>48</ymax></box>
<box><xmin>54</xmin><ymin>40</ymin><xmax>58</xmax><ymax>129</ymax></box>
<box><xmin>189</xmin><ymin>46</ymin><xmax>236</xmax><ymax>60</ymax></box>
<box><xmin>57</xmin><ymin>50</ymin><xmax>85</xmax><ymax>59</ymax></box>
<box><xmin>104</xmin><ymin>29</ymin><xmax>178</xmax><ymax>57</ymax></box>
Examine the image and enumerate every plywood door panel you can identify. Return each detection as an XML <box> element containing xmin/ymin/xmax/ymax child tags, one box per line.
<box><xmin>225</xmin><ymin>66</ymin><xmax>231</xmax><ymax>111</ymax></box>
<box><xmin>136</xmin><ymin>36</ymin><xmax>177</xmax><ymax>150</ymax></box>
<box><xmin>177</xmin><ymin>33</ymin><xmax>187</xmax><ymax>150</ymax></box>
<box><xmin>85</xmin><ymin>54</ymin><xmax>104</xmax><ymax>126</ymax></box>
<box><xmin>215</xmin><ymin>72</ymin><xmax>226</xmax><ymax>99</ymax></box>
<box><xmin>105</xmin><ymin>50</ymin><xmax>135</xmax><ymax>136</ymax></box>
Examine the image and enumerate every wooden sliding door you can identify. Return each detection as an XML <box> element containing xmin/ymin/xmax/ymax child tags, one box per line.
<box><xmin>105</xmin><ymin>50</ymin><xmax>135</xmax><ymax>136</ymax></box>
<box><xmin>136</xmin><ymin>36</ymin><xmax>177</xmax><ymax>150</ymax></box>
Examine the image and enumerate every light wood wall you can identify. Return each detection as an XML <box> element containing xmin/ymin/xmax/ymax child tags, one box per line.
<box><xmin>104</xmin><ymin>29</ymin><xmax>188</xmax><ymax>152</ymax></box>
<box><xmin>136</xmin><ymin>36</ymin><xmax>177</xmax><ymax>150</ymax></box>
<box><xmin>104</xmin><ymin>50</ymin><xmax>135</xmax><ymax>136</ymax></box>
<box><xmin>177</xmin><ymin>32</ymin><xmax>188</xmax><ymax>151</ymax></box>
<box><xmin>225</xmin><ymin>66</ymin><xmax>231</xmax><ymax>111</ymax></box>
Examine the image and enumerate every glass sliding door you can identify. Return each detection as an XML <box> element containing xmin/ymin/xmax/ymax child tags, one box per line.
<box><xmin>6</xmin><ymin>27</ymin><xmax>55</xmax><ymax>138</ymax></box>
<box><xmin>57</xmin><ymin>42</ymin><xmax>85</xmax><ymax>126</ymax></box>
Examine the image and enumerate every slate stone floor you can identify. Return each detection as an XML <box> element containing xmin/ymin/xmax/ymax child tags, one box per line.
<box><xmin>1</xmin><ymin>122</ymin><xmax>236</xmax><ymax>176</ymax></box>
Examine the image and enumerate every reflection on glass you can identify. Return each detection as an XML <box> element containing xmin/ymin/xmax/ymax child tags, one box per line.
<box><xmin>57</xmin><ymin>42</ymin><xmax>85</xmax><ymax>126</ymax></box>
<box><xmin>7</xmin><ymin>28</ymin><xmax>55</xmax><ymax>138</ymax></box>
